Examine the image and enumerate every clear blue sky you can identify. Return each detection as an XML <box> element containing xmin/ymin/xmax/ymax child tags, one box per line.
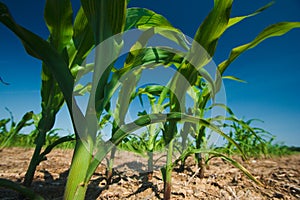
<box><xmin>0</xmin><ymin>0</ymin><xmax>300</xmax><ymax>146</ymax></box>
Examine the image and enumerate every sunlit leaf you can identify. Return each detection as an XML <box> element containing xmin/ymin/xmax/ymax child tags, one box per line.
<box><xmin>126</xmin><ymin>8</ymin><xmax>189</xmax><ymax>50</ymax></box>
<box><xmin>219</xmin><ymin>22</ymin><xmax>300</xmax><ymax>75</ymax></box>
<box><xmin>44</xmin><ymin>0</ymin><xmax>73</xmax><ymax>52</ymax></box>
<box><xmin>227</xmin><ymin>2</ymin><xmax>274</xmax><ymax>28</ymax></box>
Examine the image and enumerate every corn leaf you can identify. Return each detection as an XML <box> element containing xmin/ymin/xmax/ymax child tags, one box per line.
<box><xmin>80</xmin><ymin>0</ymin><xmax>127</xmax><ymax>119</ymax></box>
<box><xmin>44</xmin><ymin>0</ymin><xmax>73</xmax><ymax>52</ymax></box>
<box><xmin>80</xmin><ymin>0</ymin><xmax>127</xmax><ymax>44</ymax></box>
<box><xmin>227</xmin><ymin>2</ymin><xmax>274</xmax><ymax>28</ymax></box>
<box><xmin>125</xmin><ymin>8</ymin><xmax>189</xmax><ymax>50</ymax></box>
<box><xmin>208</xmin><ymin>152</ymin><xmax>263</xmax><ymax>186</ymax></box>
<box><xmin>222</xmin><ymin>75</ymin><xmax>246</xmax><ymax>83</ymax></box>
<box><xmin>86</xmin><ymin>112</ymin><xmax>244</xmax><ymax>181</ymax></box>
<box><xmin>0</xmin><ymin>2</ymin><xmax>74</xmax><ymax>109</ymax></box>
<box><xmin>219</xmin><ymin>22</ymin><xmax>300</xmax><ymax>75</ymax></box>
<box><xmin>0</xmin><ymin>178</ymin><xmax>44</xmax><ymax>200</ymax></box>
<box><xmin>71</xmin><ymin>7</ymin><xmax>94</xmax><ymax>68</ymax></box>
<box><xmin>177</xmin><ymin>149</ymin><xmax>263</xmax><ymax>186</ymax></box>
<box><xmin>95</xmin><ymin>46</ymin><xmax>185</xmax><ymax>116</ymax></box>
<box><xmin>125</xmin><ymin>8</ymin><xmax>173</xmax><ymax>31</ymax></box>
<box><xmin>192</xmin><ymin>0</ymin><xmax>233</xmax><ymax>57</ymax></box>
<box><xmin>115</xmin><ymin>69</ymin><xmax>142</xmax><ymax>126</ymax></box>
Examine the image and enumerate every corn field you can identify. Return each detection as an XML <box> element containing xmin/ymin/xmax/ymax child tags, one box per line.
<box><xmin>0</xmin><ymin>0</ymin><xmax>299</xmax><ymax>199</ymax></box>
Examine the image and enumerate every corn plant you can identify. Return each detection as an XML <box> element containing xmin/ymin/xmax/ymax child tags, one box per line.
<box><xmin>143</xmin><ymin>1</ymin><xmax>300</xmax><ymax>198</ymax></box>
<box><xmin>0</xmin><ymin>0</ymin><xmax>94</xmax><ymax>191</ymax></box>
<box><xmin>224</xmin><ymin>118</ymin><xmax>270</xmax><ymax>158</ymax></box>
<box><xmin>0</xmin><ymin>108</ymin><xmax>34</xmax><ymax>150</ymax></box>
<box><xmin>15</xmin><ymin>0</ymin><xmax>88</xmax><ymax>187</ymax></box>
<box><xmin>0</xmin><ymin>0</ymin><xmax>188</xmax><ymax>198</ymax></box>
<box><xmin>117</xmin><ymin>84</ymin><xmax>169</xmax><ymax>179</ymax></box>
<box><xmin>1</xmin><ymin>0</ymin><xmax>300</xmax><ymax>200</ymax></box>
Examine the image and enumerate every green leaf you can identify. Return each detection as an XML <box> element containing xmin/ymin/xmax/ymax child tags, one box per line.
<box><xmin>219</xmin><ymin>22</ymin><xmax>300</xmax><ymax>75</ymax></box>
<box><xmin>125</xmin><ymin>8</ymin><xmax>173</xmax><ymax>31</ymax></box>
<box><xmin>125</xmin><ymin>8</ymin><xmax>189</xmax><ymax>50</ymax></box>
<box><xmin>71</xmin><ymin>7</ymin><xmax>94</xmax><ymax>68</ymax></box>
<box><xmin>44</xmin><ymin>0</ymin><xmax>73</xmax><ymax>52</ymax></box>
<box><xmin>178</xmin><ymin>149</ymin><xmax>263</xmax><ymax>186</ymax></box>
<box><xmin>14</xmin><ymin>111</ymin><xmax>34</xmax><ymax>133</ymax></box>
<box><xmin>0</xmin><ymin>2</ymin><xmax>74</xmax><ymax>109</ymax></box>
<box><xmin>191</xmin><ymin>0</ymin><xmax>233</xmax><ymax>57</ymax></box>
<box><xmin>125</xmin><ymin>46</ymin><xmax>185</xmax><ymax>69</ymax></box>
<box><xmin>222</xmin><ymin>75</ymin><xmax>246</xmax><ymax>83</ymax></box>
<box><xmin>167</xmin><ymin>0</ymin><xmax>233</xmax><ymax>113</ymax></box>
<box><xmin>86</xmin><ymin>112</ymin><xmax>244</xmax><ymax>181</ymax></box>
<box><xmin>40</xmin><ymin>64</ymin><xmax>64</xmax><ymax>113</ymax></box>
<box><xmin>40</xmin><ymin>135</ymin><xmax>75</xmax><ymax>158</ymax></box>
<box><xmin>115</xmin><ymin>69</ymin><xmax>141</xmax><ymax>125</ymax></box>
<box><xmin>94</xmin><ymin>46</ymin><xmax>185</xmax><ymax>117</ymax></box>
<box><xmin>207</xmin><ymin>103</ymin><xmax>235</xmax><ymax>116</ymax></box>
<box><xmin>80</xmin><ymin>0</ymin><xmax>127</xmax><ymax>44</ymax></box>
<box><xmin>0</xmin><ymin>178</ymin><xmax>44</xmax><ymax>200</ymax></box>
<box><xmin>227</xmin><ymin>2</ymin><xmax>274</xmax><ymax>28</ymax></box>
<box><xmin>80</xmin><ymin>0</ymin><xmax>127</xmax><ymax>119</ymax></box>
<box><xmin>73</xmin><ymin>83</ymin><xmax>92</xmax><ymax>96</ymax></box>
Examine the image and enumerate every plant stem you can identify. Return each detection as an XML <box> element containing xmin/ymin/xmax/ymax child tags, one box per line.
<box><xmin>195</xmin><ymin>127</ymin><xmax>205</xmax><ymax>178</ymax></box>
<box><xmin>147</xmin><ymin>151</ymin><xmax>153</xmax><ymax>180</ymax></box>
<box><xmin>163</xmin><ymin>139</ymin><xmax>174</xmax><ymax>200</ymax></box>
<box><xmin>64</xmin><ymin>139</ymin><xmax>93</xmax><ymax>200</ymax></box>
<box><xmin>23</xmin><ymin>129</ymin><xmax>46</xmax><ymax>187</ymax></box>
<box><xmin>107</xmin><ymin>146</ymin><xmax>117</xmax><ymax>185</ymax></box>
<box><xmin>0</xmin><ymin>178</ymin><xmax>43</xmax><ymax>200</ymax></box>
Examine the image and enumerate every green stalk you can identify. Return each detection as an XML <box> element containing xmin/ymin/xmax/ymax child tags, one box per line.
<box><xmin>195</xmin><ymin>127</ymin><xmax>205</xmax><ymax>178</ymax></box>
<box><xmin>23</xmin><ymin>129</ymin><xmax>46</xmax><ymax>187</ymax></box>
<box><xmin>163</xmin><ymin>139</ymin><xmax>174</xmax><ymax>200</ymax></box>
<box><xmin>147</xmin><ymin>151</ymin><xmax>154</xmax><ymax>180</ymax></box>
<box><xmin>64</xmin><ymin>139</ymin><xmax>93</xmax><ymax>199</ymax></box>
<box><xmin>107</xmin><ymin>146</ymin><xmax>117</xmax><ymax>184</ymax></box>
<box><xmin>146</xmin><ymin>119</ymin><xmax>157</xmax><ymax>180</ymax></box>
<box><xmin>194</xmin><ymin>92</ymin><xmax>210</xmax><ymax>178</ymax></box>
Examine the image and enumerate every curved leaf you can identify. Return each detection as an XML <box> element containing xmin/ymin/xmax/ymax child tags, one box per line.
<box><xmin>44</xmin><ymin>0</ymin><xmax>73</xmax><ymax>52</ymax></box>
<box><xmin>191</xmin><ymin>0</ymin><xmax>233</xmax><ymax>57</ymax></box>
<box><xmin>86</xmin><ymin>112</ymin><xmax>245</xmax><ymax>181</ymax></box>
<box><xmin>227</xmin><ymin>2</ymin><xmax>274</xmax><ymax>28</ymax></box>
<box><xmin>0</xmin><ymin>178</ymin><xmax>44</xmax><ymax>200</ymax></box>
<box><xmin>126</xmin><ymin>8</ymin><xmax>189</xmax><ymax>50</ymax></box>
<box><xmin>81</xmin><ymin>0</ymin><xmax>127</xmax><ymax>44</ymax></box>
<box><xmin>0</xmin><ymin>2</ymin><xmax>74</xmax><ymax>109</ymax></box>
<box><xmin>70</xmin><ymin>7</ymin><xmax>94</xmax><ymax>68</ymax></box>
<box><xmin>222</xmin><ymin>75</ymin><xmax>246</xmax><ymax>83</ymax></box>
<box><xmin>219</xmin><ymin>22</ymin><xmax>300</xmax><ymax>75</ymax></box>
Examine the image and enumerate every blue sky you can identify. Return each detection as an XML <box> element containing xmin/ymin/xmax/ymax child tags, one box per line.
<box><xmin>0</xmin><ymin>0</ymin><xmax>300</xmax><ymax>146</ymax></box>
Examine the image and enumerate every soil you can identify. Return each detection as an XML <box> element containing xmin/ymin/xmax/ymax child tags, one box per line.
<box><xmin>0</xmin><ymin>147</ymin><xmax>300</xmax><ymax>200</ymax></box>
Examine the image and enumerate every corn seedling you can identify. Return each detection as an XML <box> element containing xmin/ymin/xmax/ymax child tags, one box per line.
<box><xmin>0</xmin><ymin>108</ymin><xmax>34</xmax><ymax>150</ymax></box>
<box><xmin>223</xmin><ymin>118</ymin><xmax>271</xmax><ymax>158</ymax></box>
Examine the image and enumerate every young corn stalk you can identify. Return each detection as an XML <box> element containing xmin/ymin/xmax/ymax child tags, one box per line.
<box><xmin>117</xmin><ymin>84</ymin><xmax>170</xmax><ymax>180</ymax></box>
<box><xmin>23</xmin><ymin>0</ymin><xmax>74</xmax><ymax>186</ymax></box>
<box><xmin>223</xmin><ymin>118</ymin><xmax>273</xmax><ymax>158</ymax></box>
<box><xmin>0</xmin><ymin>109</ymin><xmax>34</xmax><ymax>150</ymax></box>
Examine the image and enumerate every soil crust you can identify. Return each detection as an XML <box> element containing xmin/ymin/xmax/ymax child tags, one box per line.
<box><xmin>0</xmin><ymin>147</ymin><xmax>300</xmax><ymax>199</ymax></box>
